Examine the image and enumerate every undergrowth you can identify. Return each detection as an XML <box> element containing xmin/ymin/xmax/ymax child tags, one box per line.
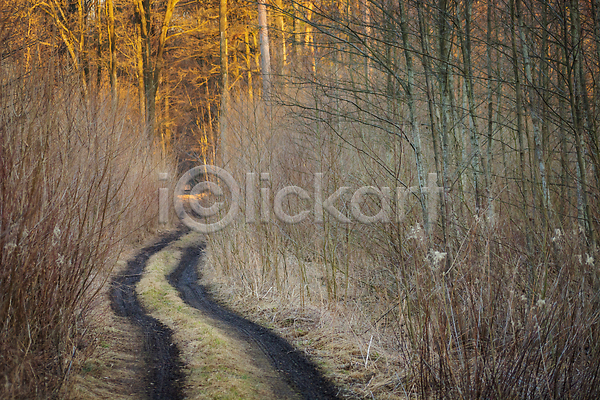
<box><xmin>0</xmin><ymin>57</ymin><xmax>171</xmax><ymax>399</ymax></box>
<box><xmin>203</xmin><ymin>95</ymin><xmax>600</xmax><ymax>399</ymax></box>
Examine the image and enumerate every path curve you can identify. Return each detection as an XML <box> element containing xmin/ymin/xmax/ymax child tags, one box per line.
<box><xmin>110</xmin><ymin>230</ymin><xmax>342</xmax><ymax>399</ymax></box>
<box><xmin>167</xmin><ymin>243</ymin><xmax>342</xmax><ymax>400</ymax></box>
<box><xmin>110</xmin><ymin>231</ymin><xmax>186</xmax><ymax>400</ymax></box>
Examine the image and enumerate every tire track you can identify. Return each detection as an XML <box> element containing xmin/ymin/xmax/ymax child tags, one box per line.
<box><xmin>110</xmin><ymin>230</ymin><xmax>186</xmax><ymax>400</ymax></box>
<box><xmin>167</xmin><ymin>243</ymin><xmax>342</xmax><ymax>400</ymax></box>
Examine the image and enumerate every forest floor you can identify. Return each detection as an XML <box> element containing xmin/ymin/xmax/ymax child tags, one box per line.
<box><xmin>74</xmin><ymin>229</ymin><xmax>343</xmax><ymax>400</ymax></box>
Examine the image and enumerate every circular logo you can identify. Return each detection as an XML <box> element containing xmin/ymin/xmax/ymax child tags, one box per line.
<box><xmin>173</xmin><ymin>165</ymin><xmax>239</xmax><ymax>233</ymax></box>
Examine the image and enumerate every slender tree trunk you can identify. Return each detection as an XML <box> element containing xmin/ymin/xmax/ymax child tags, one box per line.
<box><xmin>437</xmin><ymin>0</ymin><xmax>453</xmax><ymax>258</ymax></box>
<box><xmin>96</xmin><ymin>0</ymin><xmax>102</xmax><ymax>89</ymax></box>
<box><xmin>253</xmin><ymin>31</ymin><xmax>261</xmax><ymax>77</ymax></box>
<box><xmin>364</xmin><ymin>0</ymin><xmax>371</xmax><ymax>89</ymax></box>
<box><xmin>540</xmin><ymin>1</ymin><xmax>549</xmax><ymax>157</ymax></box>
<box><xmin>417</xmin><ymin>2</ymin><xmax>441</xmax><ymax>178</ymax></box>
<box><xmin>486</xmin><ymin>0</ymin><xmax>495</xmax><ymax>224</ymax></box>
<box><xmin>398</xmin><ymin>0</ymin><xmax>428</xmax><ymax>235</ymax></box>
<box><xmin>568</xmin><ymin>0</ymin><xmax>595</xmax><ymax>244</ymax></box>
<box><xmin>557</xmin><ymin>57</ymin><xmax>570</xmax><ymax>224</ymax></box>
<box><xmin>595</xmin><ymin>0</ymin><xmax>600</xmax><ymax>67</ymax></box>
<box><xmin>162</xmin><ymin>77</ymin><xmax>171</xmax><ymax>157</ymax></box>
<box><xmin>136</xmin><ymin>0</ymin><xmax>152</xmax><ymax>137</ymax></box>
<box><xmin>135</xmin><ymin>23</ymin><xmax>145</xmax><ymax>123</ymax></box>
<box><xmin>205</xmin><ymin>79</ymin><xmax>214</xmax><ymax>142</ymax></box>
<box><xmin>258</xmin><ymin>0</ymin><xmax>272</xmax><ymax>101</ymax></box>
<box><xmin>510</xmin><ymin>0</ymin><xmax>528</xmax><ymax>215</ymax></box>
<box><xmin>275</xmin><ymin>0</ymin><xmax>287</xmax><ymax>73</ymax></box>
<box><xmin>77</xmin><ymin>0</ymin><xmax>89</xmax><ymax>94</ymax></box>
<box><xmin>291</xmin><ymin>0</ymin><xmax>299</xmax><ymax>60</ymax></box>
<box><xmin>458</xmin><ymin>0</ymin><xmax>484</xmax><ymax>212</ymax></box>
<box><xmin>418</xmin><ymin>1</ymin><xmax>447</xmax><ymax>247</ymax></box>
<box><xmin>106</xmin><ymin>0</ymin><xmax>117</xmax><ymax>103</ymax></box>
<box><xmin>245</xmin><ymin>28</ymin><xmax>254</xmax><ymax>102</ymax></box>
<box><xmin>305</xmin><ymin>1</ymin><xmax>316</xmax><ymax>73</ymax></box>
<box><xmin>517</xmin><ymin>0</ymin><xmax>551</xmax><ymax>224</ymax></box>
<box><xmin>220</xmin><ymin>0</ymin><xmax>229</xmax><ymax>163</ymax></box>
<box><xmin>458</xmin><ymin>77</ymin><xmax>470</xmax><ymax>205</ymax></box>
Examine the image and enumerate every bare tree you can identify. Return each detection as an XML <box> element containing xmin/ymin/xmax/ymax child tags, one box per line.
<box><xmin>134</xmin><ymin>0</ymin><xmax>178</xmax><ymax>142</ymax></box>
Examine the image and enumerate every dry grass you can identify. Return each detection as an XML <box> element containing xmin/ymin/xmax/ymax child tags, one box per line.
<box><xmin>203</xmin><ymin>235</ymin><xmax>413</xmax><ymax>399</ymax></box>
<box><xmin>70</xmin><ymin>311</ymin><xmax>146</xmax><ymax>400</ymax></box>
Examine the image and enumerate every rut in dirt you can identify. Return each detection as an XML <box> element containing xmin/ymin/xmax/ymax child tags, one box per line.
<box><xmin>167</xmin><ymin>243</ymin><xmax>342</xmax><ymax>400</ymax></box>
<box><xmin>110</xmin><ymin>230</ymin><xmax>186</xmax><ymax>400</ymax></box>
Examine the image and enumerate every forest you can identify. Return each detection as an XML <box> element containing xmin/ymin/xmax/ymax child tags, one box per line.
<box><xmin>1</xmin><ymin>0</ymin><xmax>600</xmax><ymax>398</ymax></box>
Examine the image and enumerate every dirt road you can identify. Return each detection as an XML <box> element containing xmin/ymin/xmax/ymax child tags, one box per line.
<box><xmin>169</xmin><ymin>243</ymin><xmax>341</xmax><ymax>400</ymax></box>
<box><xmin>110</xmin><ymin>231</ymin><xmax>341</xmax><ymax>400</ymax></box>
<box><xmin>110</xmin><ymin>230</ymin><xmax>186</xmax><ymax>400</ymax></box>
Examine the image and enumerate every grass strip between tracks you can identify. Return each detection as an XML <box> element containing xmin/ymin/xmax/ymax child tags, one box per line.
<box><xmin>136</xmin><ymin>233</ymin><xmax>286</xmax><ymax>400</ymax></box>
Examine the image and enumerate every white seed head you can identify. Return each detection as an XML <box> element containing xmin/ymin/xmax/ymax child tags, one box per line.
<box><xmin>407</xmin><ymin>223</ymin><xmax>424</xmax><ymax>242</ymax></box>
<box><xmin>551</xmin><ymin>229</ymin><xmax>562</xmax><ymax>242</ymax></box>
<box><xmin>537</xmin><ymin>299</ymin><xmax>546</xmax><ymax>308</ymax></box>
<box><xmin>426</xmin><ymin>250</ymin><xmax>447</xmax><ymax>269</ymax></box>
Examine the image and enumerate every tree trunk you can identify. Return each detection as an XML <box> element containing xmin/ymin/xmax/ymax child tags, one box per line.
<box><xmin>485</xmin><ymin>0</ymin><xmax>495</xmax><ymax>224</ymax></box>
<box><xmin>107</xmin><ymin>0</ymin><xmax>117</xmax><ymax>103</ymax></box>
<box><xmin>220</xmin><ymin>0</ymin><xmax>229</xmax><ymax>163</ymax></box>
<box><xmin>568</xmin><ymin>0</ymin><xmax>595</xmax><ymax>244</ymax></box>
<box><xmin>398</xmin><ymin>0</ymin><xmax>428</xmax><ymax>236</ymax></box>
<box><xmin>517</xmin><ymin>0</ymin><xmax>551</xmax><ymax>223</ymax></box>
<box><xmin>135</xmin><ymin>0</ymin><xmax>178</xmax><ymax>142</ymax></box>
<box><xmin>557</xmin><ymin>57</ymin><xmax>569</xmax><ymax>225</ymax></box>
<box><xmin>458</xmin><ymin>0</ymin><xmax>484</xmax><ymax>212</ymax></box>
<box><xmin>510</xmin><ymin>0</ymin><xmax>528</xmax><ymax>215</ymax></box>
<box><xmin>96</xmin><ymin>0</ymin><xmax>102</xmax><ymax>89</ymax></box>
<box><xmin>77</xmin><ymin>0</ymin><xmax>89</xmax><ymax>93</ymax></box>
<box><xmin>135</xmin><ymin>23</ymin><xmax>145</xmax><ymax>123</ymax></box>
<box><xmin>275</xmin><ymin>0</ymin><xmax>287</xmax><ymax>73</ymax></box>
<box><xmin>245</xmin><ymin>28</ymin><xmax>254</xmax><ymax>102</ymax></box>
<box><xmin>364</xmin><ymin>0</ymin><xmax>371</xmax><ymax>89</ymax></box>
<box><xmin>437</xmin><ymin>0</ymin><xmax>453</xmax><ymax>260</ymax></box>
<box><xmin>417</xmin><ymin>2</ymin><xmax>441</xmax><ymax>179</ymax></box>
<box><xmin>258</xmin><ymin>0</ymin><xmax>272</xmax><ymax>101</ymax></box>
